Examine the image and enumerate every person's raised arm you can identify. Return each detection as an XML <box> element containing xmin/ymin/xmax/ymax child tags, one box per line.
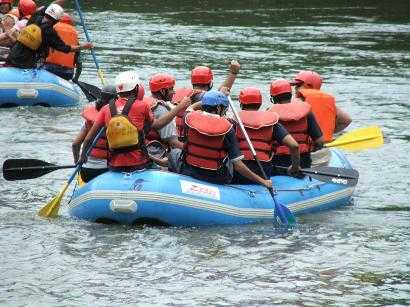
<box><xmin>219</xmin><ymin>60</ymin><xmax>240</xmax><ymax>91</ymax></box>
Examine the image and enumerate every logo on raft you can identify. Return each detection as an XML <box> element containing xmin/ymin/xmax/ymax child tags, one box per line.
<box><xmin>180</xmin><ymin>180</ymin><xmax>221</xmax><ymax>200</ymax></box>
<box><xmin>331</xmin><ymin>177</ymin><xmax>348</xmax><ymax>185</ymax></box>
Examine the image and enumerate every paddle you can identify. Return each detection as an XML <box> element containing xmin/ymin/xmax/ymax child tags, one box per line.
<box><xmin>227</xmin><ymin>96</ymin><xmax>296</xmax><ymax>226</ymax></box>
<box><xmin>325</xmin><ymin>126</ymin><xmax>383</xmax><ymax>151</ymax></box>
<box><xmin>275</xmin><ymin>166</ymin><xmax>359</xmax><ymax>187</ymax></box>
<box><xmin>2</xmin><ymin>159</ymin><xmax>75</xmax><ymax>181</ymax></box>
<box><xmin>74</xmin><ymin>0</ymin><xmax>106</xmax><ymax>86</ymax></box>
<box><xmin>38</xmin><ymin>127</ymin><xmax>105</xmax><ymax>218</ymax></box>
<box><xmin>74</xmin><ymin>80</ymin><xmax>102</xmax><ymax>102</ymax></box>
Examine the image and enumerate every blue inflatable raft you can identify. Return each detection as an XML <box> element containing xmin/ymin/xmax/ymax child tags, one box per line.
<box><xmin>0</xmin><ymin>67</ymin><xmax>80</xmax><ymax>107</ymax></box>
<box><xmin>68</xmin><ymin>149</ymin><xmax>357</xmax><ymax>227</ymax></box>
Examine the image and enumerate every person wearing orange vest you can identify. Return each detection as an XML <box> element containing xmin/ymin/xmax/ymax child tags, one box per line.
<box><xmin>168</xmin><ymin>90</ymin><xmax>272</xmax><ymax>188</ymax></box>
<box><xmin>72</xmin><ymin>85</ymin><xmax>117</xmax><ymax>182</ymax></box>
<box><xmin>232</xmin><ymin>87</ymin><xmax>301</xmax><ymax>183</ymax></box>
<box><xmin>44</xmin><ymin>13</ymin><xmax>81</xmax><ymax>80</ymax></box>
<box><xmin>6</xmin><ymin>1</ymin><xmax>93</xmax><ymax>69</ymax></box>
<box><xmin>291</xmin><ymin>70</ymin><xmax>352</xmax><ymax>142</ymax></box>
<box><xmin>269</xmin><ymin>79</ymin><xmax>324</xmax><ymax>171</ymax></box>
<box><xmin>172</xmin><ymin>60</ymin><xmax>241</xmax><ymax>139</ymax></box>
<box><xmin>79</xmin><ymin>71</ymin><xmax>192</xmax><ymax>172</ymax></box>
<box><xmin>146</xmin><ymin>73</ymin><xmax>186</xmax><ymax>151</ymax></box>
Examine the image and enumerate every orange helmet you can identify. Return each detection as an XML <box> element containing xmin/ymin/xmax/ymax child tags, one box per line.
<box><xmin>191</xmin><ymin>66</ymin><xmax>213</xmax><ymax>85</ymax></box>
<box><xmin>149</xmin><ymin>73</ymin><xmax>176</xmax><ymax>93</ymax></box>
<box><xmin>60</xmin><ymin>13</ymin><xmax>73</xmax><ymax>25</ymax></box>
<box><xmin>239</xmin><ymin>87</ymin><xmax>262</xmax><ymax>105</ymax></box>
<box><xmin>270</xmin><ymin>79</ymin><xmax>291</xmax><ymax>97</ymax></box>
<box><xmin>18</xmin><ymin>0</ymin><xmax>36</xmax><ymax>18</ymax></box>
<box><xmin>291</xmin><ymin>70</ymin><xmax>322</xmax><ymax>89</ymax></box>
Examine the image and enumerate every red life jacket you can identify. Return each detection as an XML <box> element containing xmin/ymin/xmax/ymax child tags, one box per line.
<box><xmin>172</xmin><ymin>87</ymin><xmax>196</xmax><ymax>138</ymax></box>
<box><xmin>184</xmin><ymin>111</ymin><xmax>232</xmax><ymax>170</ymax></box>
<box><xmin>298</xmin><ymin>88</ymin><xmax>336</xmax><ymax>142</ymax></box>
<box><xmin>236</xmin><ymin>110</ymin><xmax>279</xmax><ymax>162</ymax></box>
<box><xmin>81</xmin><ymin>105</ymin><xmax>108</xmax><ymax>160</ymax></box>
<box><xmin>268</xmin><ymin>102</ymin><xmax>313</xmax><ymax>155</ymax></box>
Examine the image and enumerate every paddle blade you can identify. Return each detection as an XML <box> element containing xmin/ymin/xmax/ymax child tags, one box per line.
<box><xmin>326</xmin><ymin>126</ymin><xmax>383</xmax><ymax>151</ymax></box>
<box><xmin>3</xmin><ymin>159</ymin><xmax>54</xmax><ymax>181</ymax></box>
<box><xmin>302</xmin><ymin>166</ymin><xmax>359</xmax><ymax>186</ymax></box>
<box><xmin>276</xmin><ymin>203</ymin><xmax>297</xmax><ymax>226</ymax></box>
<box><xmin>38</xmin><ymin>183</ymin><xmax>69</xmax><ymax>218</ymax></box>
<box><xmin>75</xmin><ymin>80</ymin><xmax>101</xmax><ymax>102</ymax></box>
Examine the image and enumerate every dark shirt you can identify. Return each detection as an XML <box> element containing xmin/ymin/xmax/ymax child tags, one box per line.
<box><xmin>181</xmin><ymin>127</ymin><xmax>243</xmax><ymax>184</ymax></box>
<box><xmin>7</xmin><ymin>8</ymin><xmax>71</xmax><ymax>68</ymax></box>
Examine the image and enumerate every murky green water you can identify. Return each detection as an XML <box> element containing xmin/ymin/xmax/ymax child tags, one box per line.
<box><xmin>1</xmin><ymin>1</ymin><xmax>409</xmax><ymax>305</ymax></box>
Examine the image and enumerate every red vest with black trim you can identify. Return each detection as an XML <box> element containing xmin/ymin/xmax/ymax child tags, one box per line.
<box><xmin>268</xmin><ymin>102</ymin><xmax>313</xmax><ymax>155</ymax></box>
<box><xmin>184</xmin><ymin>111</ymin><xmax>232</xmax><ymax>170</ymax></box>
<box><xmin>236</xmin><ymin>110</ymin><xmax>279</xmax><ymax>162</ymax></box>
<box><xmin>81</xmin><ymin>105</ymin><xmax>108</xmax><ymax>160</ymax></box>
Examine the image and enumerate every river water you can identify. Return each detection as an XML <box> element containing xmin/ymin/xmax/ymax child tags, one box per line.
<box><xmin>1</xmin><ymin>1</ymin><xmax>409</xmax><ymax>305</ymax></box>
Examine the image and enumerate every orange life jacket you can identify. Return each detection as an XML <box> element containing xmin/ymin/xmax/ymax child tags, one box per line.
<box><xmin>184</xmin><ymin>111</ymin><xmax>232</xmax><ymax>170</ymax></box>
<box><xmin>268</xmin><ymin>102</ymin><xmax>313</xmax><ymax>155</ymax></box>
<box><xmin>236</xmin><ymin>110</ymin><xmax>279</xmax><ymax>162</ymax></box>
<box><xmin>298</xmin><ymin>88</ymin><xmax>336</xmax><ymax>142</ymax></box>
<box><xmin>81</xmin><ymin>105</ymin><xmax>108</xmax><ymax>160</ymax></box>
<box><xmin>45</xmin><ymin>22</ymin><xmax>78</xmax><ymax>69</ymax></box>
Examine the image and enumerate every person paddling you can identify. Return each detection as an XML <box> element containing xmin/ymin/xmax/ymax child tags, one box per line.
<box><xmin>268</xmin><ymin>79</ymin><xmax>324</xmax><ymax>171</ymax></box>
<box><xmin>6</xmin><ymin>0</ymin><xmax>92</xmax><ymax>69</ymax></box>
<box><xmin>291</xmin><ymin>70</ymin><xmax>352</xmax><ymax>142</ymax></box>
<box><xmin>232</xmin><ymin>87</ymin><xmax>301</xmax><ymax>183</ymax></box>
<box><xmin>72</xmin><ymin>85</ymin><xmax>117</xmax><ymax>182</ymax></box>
<box><xmin>79</xmin><ymin>71</ymin><xmax>191</xmax><ymax>172</ymax></box>
<box><xmin>44</xmin><ymin>13</ymin><xmax>81</xmax><ymax>80</ymax></box>
<box><xmin>168</xmin><ymin>90</ymin><xmax>272</xmax><ymax>188</ymax></box>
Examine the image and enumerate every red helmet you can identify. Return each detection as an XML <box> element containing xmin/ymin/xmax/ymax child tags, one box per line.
<box><xmin>291</xmin><ymin>70</ymin><xmax>322</xmax><ymax>89</ymax></box>
<box><xmin>0</xmin><ymin>0</ymin><xmax>13</xmax><ymax>4</ymax></box>
<box><xmin>270</xmin><ymin>79</ymin><xmax>291</xmax><ymax>97</ymax></box>
<box><xmin>60</xmin><ymin>13</ymin><xmax>73</xmax><ymax>25</ymax></box>
<box><xmin>18</xmin><ymin>0</ymin><xmax>36</xmax><ymax>18</ymax></box>
<box><xmin>149</xmin><ymin>73</ymin><xmax>176</xmax><ymax>93</ymax></box>
<box><xmin>191</xmin><ymin>66</ymin><xmax>213</xmax><ymax>85</ymax></box>
<box><xmin>239</xmin><ymin>87</ymin><xmax>262</xmax><ymax>105</ymax></box>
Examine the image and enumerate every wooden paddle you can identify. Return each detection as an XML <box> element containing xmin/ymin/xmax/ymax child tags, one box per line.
<box><xmin>325</xmin><ymin>126</ymin><xmax>383</xmax><ymax>151</ymax></box>
<box><xmin>228</xmin><ymin>96</ymin><xmax>296</xmax><ymax>226</ymax></box>
<box><xmin>38</xmin><ymin>128</ymin><xmax>105</xmax><ymax>218</ymax></box>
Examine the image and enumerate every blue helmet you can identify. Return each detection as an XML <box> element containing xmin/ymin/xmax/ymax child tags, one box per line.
<box><xmin>201</xmin><ymin>90</ymin><xmax>229</xmax><ymax>107</ymax></box>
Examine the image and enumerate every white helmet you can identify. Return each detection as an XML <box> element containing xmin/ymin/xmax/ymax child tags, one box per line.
<box><xmin>115</xmin><ymin>71</ymin><xmax>141</xmax><ymax>93</ymax></box>
<box><xmin>45</xmin><ymin>3</ymin><xmax>64</xmax><ymax>21</ymax></box>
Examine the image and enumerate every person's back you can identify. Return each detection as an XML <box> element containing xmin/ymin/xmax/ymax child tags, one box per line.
<box><xmin>44</xmin><ymin>13</ymin><xmax>78</xmax><ymax>80</ymax></box>
<box><xmin>291</xmin><ymin>70</ymin><xmax>351</xmax><ymax>142</ymax></box>
<box><xmin>269</xmin><ymin>79</ymin><xmax>323</xmax><ymax>170</ymax></box>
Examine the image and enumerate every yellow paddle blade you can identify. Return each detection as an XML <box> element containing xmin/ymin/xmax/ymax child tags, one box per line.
<box><xmin>325</xmin><ymin>126</ymin><xmax>383</xmax><ymax>151</ymax></box>
<box><xmin>38</xmin><ymin>182</ymin><xmax>70</xmax><ymax>218</ymax></box>
<box><xmin>97</xmin><ymin>69</ymin><xmax>106</xmax><ymax>86</ymax></box>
